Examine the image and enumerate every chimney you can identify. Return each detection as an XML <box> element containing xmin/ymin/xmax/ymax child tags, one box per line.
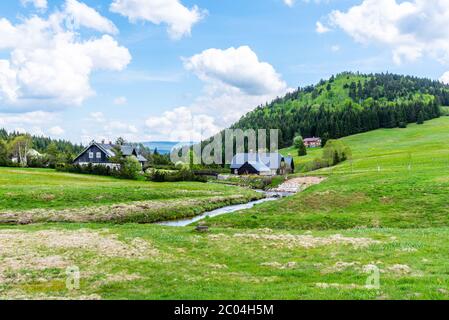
<box><xmin>101</xmin><ymin>139</ymin><xmax>105</xmax><ymax>144</ymax></box>
<box><xmin>109</xmin><ymin>141</ymin><xmax>112</xmax><ymax>145</ymax></box>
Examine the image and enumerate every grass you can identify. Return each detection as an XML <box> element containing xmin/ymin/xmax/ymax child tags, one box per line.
<box><xmin>2</xmin><ymin>117</ymin><xmax>449</xmax><ymax>299</ymax></box>
<box><xmin>0</xmin><ymin>167</ymin><xmax>262</xmax><ymax>223</ymax></box>
<box><xmin>209</xmin><ymin>118</ymin><xmax>449</xmax><ymax>230</ymax></box>
<box><xmin>2</xmin><ymin>223</ymin><xmax>449</xmax><ymax>300</ymax></box>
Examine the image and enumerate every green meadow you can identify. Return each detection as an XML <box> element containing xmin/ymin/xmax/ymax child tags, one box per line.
<box><xmin>1</xmin><ymin>117</ymin><xmax>449</xmax><ymax>299</ymax></box>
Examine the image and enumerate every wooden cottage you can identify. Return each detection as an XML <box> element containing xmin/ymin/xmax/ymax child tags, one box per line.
<box><xmin>73</xmin><ymin>141</ymin><xmax>147</xmax><ymax>169</ymax></box>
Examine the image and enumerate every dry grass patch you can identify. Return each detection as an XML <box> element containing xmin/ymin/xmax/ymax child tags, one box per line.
<box><xmin>0</xmin><ymin>195</ymin><xmax>256</xmax><ymax>225</ymax></box>
<box><xmin>0</xmin><ymin>229</ymin><xmax>159</xmax><ymax>292</ymax></box>
<box><xmin>230</xmin><ymin>233</ymin><xmax>380</xmax><ymax>249</ymax></box>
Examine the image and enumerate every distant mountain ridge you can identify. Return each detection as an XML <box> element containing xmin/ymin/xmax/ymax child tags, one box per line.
<box><xmin>141</xmin><ymin>141</ymin><xmax>195</xmax><ymax>155</ymax></box>
<box><xmin>230</xmin><ymin>72</ymin><xmax>448</xmax><ymax>148</ymax></box>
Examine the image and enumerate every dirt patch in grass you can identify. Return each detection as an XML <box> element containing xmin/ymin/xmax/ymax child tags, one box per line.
<box><xmin>0</xmin><ymin>194</ymin><xmax>261</xmax><ymax>225</ymax></box>
<box><xmin>210</xmin><ymin>232</ymin><xmax>380</xmax><ymax>249</ymax></box>
<box><xmin>0</xmin><ymin>228</ymin><xmax>158</xmax><ymax>298</ymax></box>
<box><xmin>260</xmin><ymin>262</ymin><xmax>297</xmax><ymax>269</ymax></box>
<box><xmin>270</xmin><ymin>176</ymin><xmax>326</xmax><ymax>193</ymax></box>
<box><xmin>232</xmin><ymin>233</ymin><xmax>380</xmax><ymax>248</ymax></box>
<box><xmin>322</xmin><ymin>261</ymin><xmax>361</xmax><ymax>274</ymax></box>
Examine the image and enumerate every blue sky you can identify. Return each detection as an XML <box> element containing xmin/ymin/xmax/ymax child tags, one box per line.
<box><xmin>0</xmin><ymin>0</ymin><xmax>447</xmax><ymax>143</ymax></box>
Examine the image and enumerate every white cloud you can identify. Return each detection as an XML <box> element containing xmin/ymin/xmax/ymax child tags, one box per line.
<box><xmin>316</xmin><ymin>21</ymin><xmax>330</xmax><ymax>34</ymax></box>
<box><xmin>0</xmin><ymin>111</ymin><xmax>55</xmax><ymax>126</ymax></box>
<box><xmin>145</xmin><ymin>46</ymin><xmax>289</xmax><ymax>140</ymax></box>
<box><xmin>21</xmin><ymin>0</ymin><xmax>47</xmax><ymax>10</ymax></box>
<box><xmin>0</xmin><ymin>1</ymin><xmax>131</xmax><ymax>108</ymax></box>
<box><xmin>113</xmin><ymin>96</ymin><xmax>127</xmax><ymax>105</ymax></box>
<box><xmin>89</xmin><ymin>111</ymin><xmax>105</xmax><ymax>123</ymax></box>
<box><xmin>184</xmin><ymin>46</ymin><xmax>287</xmax><ymax>96</ymax></box>
<box><xmin>331</xmin><ymin>45</ymin><xmax>340</xmax><ymax>52</ymax></box>
<box><xmin>104</xmin><ymin>121</ymin><xmax>138</xmax><ymax>134</ymax></box>
<box><xmin>64</xmin><ymin>0</ymin><xmax>118</xmax><ymax>35</ymax></box>
<box><xmin>110</xmin><ymin>0</ymin><xmax>206</xmax><ymax>39</ymax></box>
<box><xmin>48</xmin><ymin>126</ymin><xmax>65</xmax><ymax>136</ymax></box>
<box><xmin>284</xmin><ymin>0</ymin><xmax>295</xmax><ymax>7</ymax></box>
<box><xmin>328</xmin><ymin>0</ymin><xmax>449</xmax><ymax>64</ymax></box>
<box><xmin>440</xmin><ymin>72</ymin><xmax>449</xmax><ymax>85</ymax></box>
<box><xmin>145</xmin><ymin>107</ymin><xmax>220</xmax><ymax>141</ymax></box>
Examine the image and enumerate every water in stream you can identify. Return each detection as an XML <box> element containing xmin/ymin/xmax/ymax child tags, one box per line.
<box><xmin>158</xmin><ymin>191</ymin><xmax>293</xmax><ymax>227</ymax></box>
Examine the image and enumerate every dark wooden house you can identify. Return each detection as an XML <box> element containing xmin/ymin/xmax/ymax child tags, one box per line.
<box><xmin>230</xmin><ymin>153</ymin><xmax>295</xmax><ymax>176</ymax></box>
<box><xmin>73</xmin><ymin>141</ymin><xmax>147</xmax><ymax>169</ymax></box>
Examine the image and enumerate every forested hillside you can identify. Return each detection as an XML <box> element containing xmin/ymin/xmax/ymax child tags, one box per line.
<box><xmin>231</xmin><ymin>72</ymin><xmax>448</xmax><ymax>147</ymax></box>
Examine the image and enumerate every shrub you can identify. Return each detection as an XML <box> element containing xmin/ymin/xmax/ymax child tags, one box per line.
<box><xmin>120</xmin><ymin>156</ymin><xmax>142</xmax><ymax>180</ymax></box>
<box><xmin>146</xmin><ymin>168</ymin><xmax>207</xmax><ymax>183</ymax></box>
<box><xmin>322</xmin><ymin>140</ymin><xmax>352</xmax><ymax>166</ymax></box>
<box><xmin>293</xmin><ymin>136</ymin><xmax>307</xmax><ymax>156</ymax></box>
<box><xmin>298</xmin><ymin>140</ymin><xmax>352</xmax><ymax>172</ymax></box>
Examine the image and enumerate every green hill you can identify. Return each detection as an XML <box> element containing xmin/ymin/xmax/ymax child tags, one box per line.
<box><xmin>232</xmin><ymin>72</ymin><xmax>448</xmax><ymax>147</ymax></box>
<box><xmin>210</xmin><ymin>116</ymin><xmax>449</xmax><ymax>230</ymax></box>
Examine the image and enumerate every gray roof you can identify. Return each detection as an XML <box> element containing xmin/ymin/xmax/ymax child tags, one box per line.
<box><xmin>230</xmin><ymin>153</ymin><xmax>284</xmax><ymax>170</ymax></box>
<box><xmin>74</xmin><ymin>141</ymin><xmax>147</xmax><ymax>162</ymax></box>
<box><xmin>120</xmin><ymin>145</ymin><xmax>134</xmax><ymax>156</ymax></box>
<box><xmin>247</xmin><ymin>161</ymin><xmax>271</xmax><ymax>172</ymax></box>
<box><xmin>284</xmin><ymin>156</ymin><xmax>294</xmax><ymax>166</ymax></box>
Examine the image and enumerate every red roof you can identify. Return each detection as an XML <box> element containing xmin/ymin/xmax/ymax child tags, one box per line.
<box><xmin>304</xmin><ymin>137</ymin><xmax>321</xmax><ymax>142</ymax></box>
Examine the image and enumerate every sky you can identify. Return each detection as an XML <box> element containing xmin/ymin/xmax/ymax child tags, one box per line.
<box><xmin>0</xmin><ymin>0</ymin><xmax>448</xmax><ymax>144</ymax></box>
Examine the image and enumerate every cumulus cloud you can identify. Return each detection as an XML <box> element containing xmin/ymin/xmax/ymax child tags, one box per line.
<box><xmin>0</xmin><ymin>111</ymin><xmax>55</xmax><ymax>127</ymax></box>
<box><xmin>284</xmin><ymin>0</ymin><xmax>295</xmax><ymax>7</ymax></box>
<box><xmin>328</xmin><ymin>0</ymin><xmax>449</xmax><ymax>64</ymax></box>
<box><xmin>21</xmin><ymin>0</ymin><xmax>47</xmax><ymax>10</ymax></box>
<box><xmin>145</xmin><ymin>107</ymin><xmax>220</xmax><ymax>141</ymax></box>
<box><xmin>145</xmin><ymin>46</ymin><xmax>289</xmax><ymax>140</ymax></box>
<box><xmin>110</xmin><ymin>0</ymin><xmax>206</xmax><ymax>39</ymax></box>
<box><xmin>316</xmin><ymin>21</ymin><xmax>330</xmax><ymax>34</ymax></box>
<box><xmin>184</xmin><ymin>46</ymin><xmax>287</xmax><ymax>96</ymax></box>
<box><xmin>48</xmin><ymin>126</ymin><xmax>65</xmax><ymax>136</ymax></box>
<box><xmin>89</xmin><ymin>112</ymin><xmax>106</xmax><ymax>123</ymax></box>
<box><xmin>0</xmin><ymin>0</ymin><xmax>130</xmax><ymax>108</ymax></box>
<box><xmin>64</xmin><ymin>0</ymin><xmax>118</xmax><ymax>34</ymax></box>
<box><xmin>439</xmin><ymin>72</ymin><xmax>449</xmax><ymax>85</ymax></box>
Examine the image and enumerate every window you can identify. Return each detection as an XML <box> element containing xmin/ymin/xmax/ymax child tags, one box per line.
<box><xmin>96</xmin><ymin>152</ymin><xmax>102</xmax><ymax>159</ymax></box>
<box><xmin>89</xmin><ymin>152</ymin><xmax>94</xmax><ymax>159</ymax></box>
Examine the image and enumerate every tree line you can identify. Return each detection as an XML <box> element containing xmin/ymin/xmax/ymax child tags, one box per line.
<box><xmin>231</xmin><ymin>73</ymin><xmax>446</xmax><ymax>148</ymax></box>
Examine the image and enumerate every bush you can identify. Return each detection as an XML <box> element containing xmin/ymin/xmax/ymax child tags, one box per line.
<box><xmin>398</xmin><ymin>121</ymin><xmax>407</xmax><ymax>128</ymax></box>
<box><xmin>293</xmin><ymin>136</ymin><xmax>307</xmax><ymax>156</ymax></box>
<box><xmin>120</xmin><ymin>156</ymin><xmax>142</xmax><ymax>180</ymax></box>
<box><xmin>56</xmin><ymin>163</ymin><xmax>116</xmax><ymax>177</ymax></box>
<box><xmin>146</xmin><ymin>168</ymin><xmax>207</xmax><ymax>183</ymax></box>
<box><xmin>322</xmin><ymin>140</ymin><xmax>352</xmax><ymax>166</ymax></box>
<box><xmin>298</xmin><ymin>140</ymin><xmax>352</xmax><ymax>172</ymax></box>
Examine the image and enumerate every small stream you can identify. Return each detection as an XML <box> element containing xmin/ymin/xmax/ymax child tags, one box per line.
<box><xmin>158</xmin><ymin>190</ymin><xmax>294</xmax><ymax>227</ymax></box>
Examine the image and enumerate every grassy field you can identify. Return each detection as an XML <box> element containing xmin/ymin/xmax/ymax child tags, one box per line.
<box><xmin>2</xmin><ymin>117</ymin><xmax>449</xmax><ymax>299</ymax></box>
<box><xmin>0</xmin><ymin>168</ymin><xmax>262</xmax><ymax>223</ymax></box>
<box><xmin>212</xmin><ymin>117</ymin><xmax>449</xmax><ymax>230</ymax></box>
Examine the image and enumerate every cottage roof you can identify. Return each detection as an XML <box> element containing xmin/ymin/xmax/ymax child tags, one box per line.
<box><xmin>284</xmin><ymin>156</ymin><xmax>294</xmax><ymax>166</ymax></box>
<box><xmin>304</xmin><ymin>137</ymin><xmax>321</xmax><ymax>143</ymax></box>
<box><xmin>247</xmin><ymin>161</ymin><xmax>271</xmax><ymax>172</ymax></box>
<box><xmin>73</xmin><ymin>141</ymin><xmax>147</xmax><ymax>163</ymax></box>
<box><xmin>230</xmin><ymin>153</ymin><xmax>283</xmax><ymax>170</ymax></box>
